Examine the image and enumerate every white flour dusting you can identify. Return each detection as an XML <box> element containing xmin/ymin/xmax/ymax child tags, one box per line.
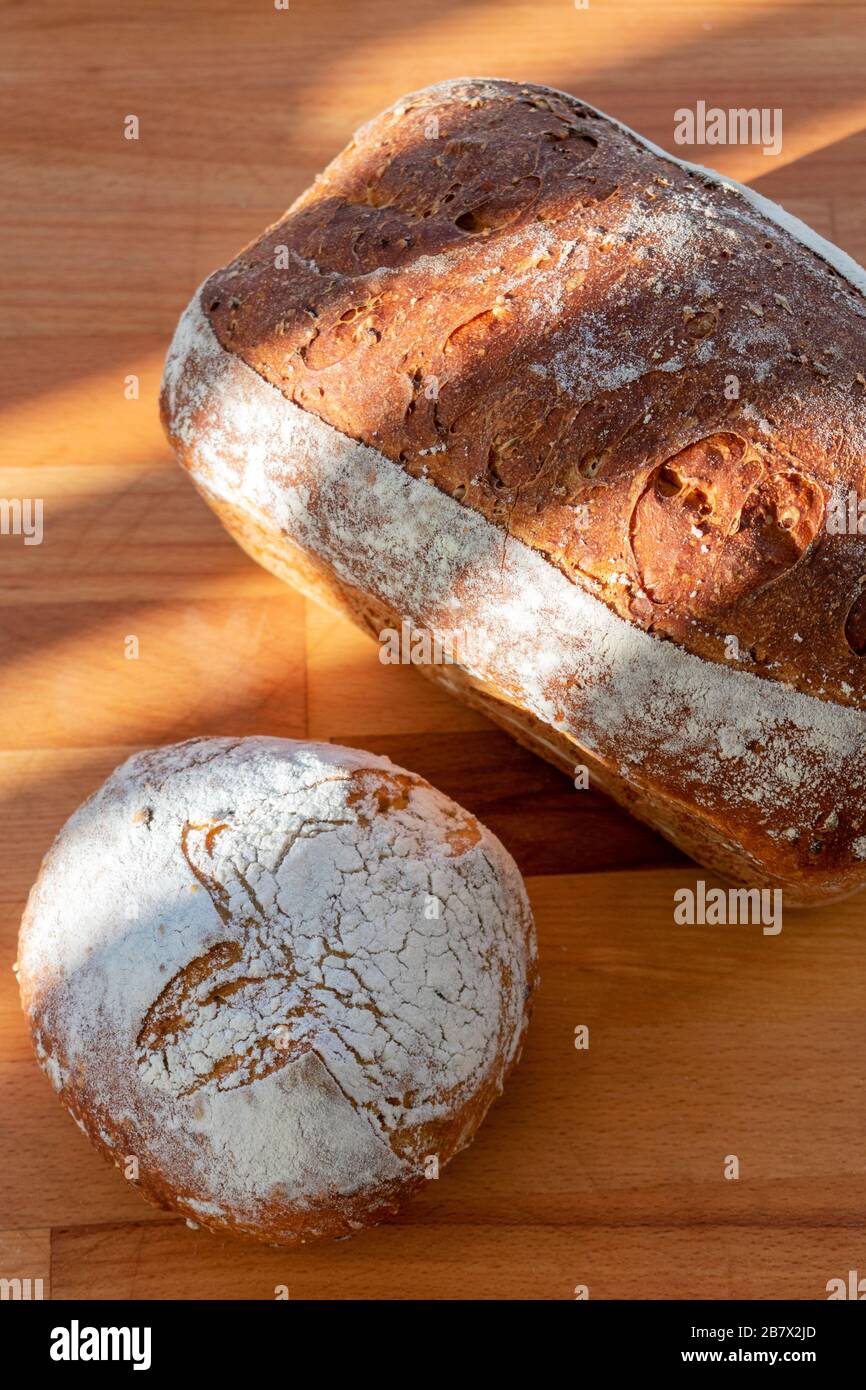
<box><xmin>19</xmin><ymin>737</ymin><xmax>535</xmax><ymax>1232</ymax></box>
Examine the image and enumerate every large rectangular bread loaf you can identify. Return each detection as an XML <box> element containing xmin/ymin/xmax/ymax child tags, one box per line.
<box><xmin>161</xmin><ymin>78</ymin><xmax>866</xmax><ymax>906</ymax></box>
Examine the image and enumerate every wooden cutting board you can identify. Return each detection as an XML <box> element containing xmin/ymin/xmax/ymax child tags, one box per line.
<box><xmin>2</xmin><ymin>0</ymin><xmax>865</xmax><ymax>1301</ymax></box>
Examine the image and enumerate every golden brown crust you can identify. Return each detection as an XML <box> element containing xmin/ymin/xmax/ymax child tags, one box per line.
<box><xmin>160</xmin><ymin>80</ymin><xmax>866</xmax><ymax>905</ymax></box>
<box><xmin>201</xmin><ymin>77</ymin><xmax>866</xmax><ymax>711</ymax></box>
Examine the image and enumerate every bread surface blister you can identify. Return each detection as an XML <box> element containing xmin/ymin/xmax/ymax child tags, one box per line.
<box><xmin>161</xmin><ymin>78</ymin><xmax>866</xmax><ymax>904</ymax></box>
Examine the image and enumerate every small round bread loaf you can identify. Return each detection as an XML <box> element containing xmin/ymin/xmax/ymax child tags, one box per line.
<box><xmin>18</xmin><ymin>736</ymin><xmax>537</xmax><ymax>1244</ymax></box>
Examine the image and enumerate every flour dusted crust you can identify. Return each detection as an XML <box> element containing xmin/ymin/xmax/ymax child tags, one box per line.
<box><xmin>18</xmin><ymin>737</ymin><xmax>537</xmax><ymax>1244</ymax></box>
<box><xmin>161</xmin><ymin>79</ymin><xmax>866</xmax><ymax>903</ymax></box>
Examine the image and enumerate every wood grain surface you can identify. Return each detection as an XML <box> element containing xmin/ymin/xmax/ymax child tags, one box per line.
<box><xmin>2</xmin><ymin>0</ymin><xmax>865</xmax><ymax>1301</ymax></box>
